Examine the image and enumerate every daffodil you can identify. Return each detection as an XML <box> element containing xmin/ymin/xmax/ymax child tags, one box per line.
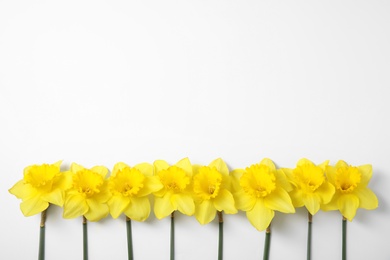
<box><xmin>9</xmin><ymin>161</ymin><xmax>71</xmax><ymax>260</ymax></box>
<box><xmin>283</xmin><ymin>158</ymin><xmax>335</xmax><ymax>216</ymax></box>
<box><xmin>108</xmin><ymin>162</ymin><xmax>163</xmax><ymax>221</ymax></box>
<box><xmin>192</xmin><ymin>158</ymin><xmax>236</xmax><ymax>225</ymax></box>
<box><xmin>232</xmin><ymin>158</ymin><xmax>295</xmax><ymax>231</ymax></box>
<box><xmin>193</xmin><ymin>158</ymin><xmax>236</xmax><ymax>260</ymax></box>
<box><xmin>9</xmin><ymin>161</ymin><xmax>70</xmax><ymax>216</ymax></box>
<box><xmin>153</xmin><ymin>157</ymin><xmax>195</xmax><ymax>260</ymax></box>
<box><xmin>63</xmin><ymin>163</ymin><xmax>110</xmax><ymax>222</ymax></box>
<box><xmin>107</xmin><ymin>162</ymin><xmax>162</xmax><ymax>260</ymax></box>
<box><xmin>153</xmin><ymin>158</ymin><xmax>195</xmax><ymax>219</ymax></box>
<box><xmin>322</xmin><ymin>160</ymin><xmax>378</xmax><ymax>221</ymax></box>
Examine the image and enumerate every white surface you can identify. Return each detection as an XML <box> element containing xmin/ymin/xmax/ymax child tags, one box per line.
<box><xmin>1</xmin><ymin>1</ymin><xmax>389</xmax><ymax>259</ymax></box>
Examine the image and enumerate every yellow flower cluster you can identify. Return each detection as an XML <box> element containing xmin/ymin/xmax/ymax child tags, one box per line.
<box><xmin>9</xmin><ymin>158</ymin><xmax>378</xmax><ymax>229</ymax></box>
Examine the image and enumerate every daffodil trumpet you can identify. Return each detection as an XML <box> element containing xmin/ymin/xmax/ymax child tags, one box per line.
<box><xmin>307</xmin><ymin>212</ymin><xmax>312</xmax><ymax>260</ymax></box>
<box><xmin>263</xmin><ymin>224</ymin><xmax>271</xmax><ymax>260</ymax></box>
<box><xmin>126</xmin><ymin>217</ymin><xmax>134</xmax><ymax>260</ymax></box>
<box><xmin>83</xmin><ymin>216</ymin><xmax>88</xmax><ymax>260</ymax></box>
<box><xmin>38</xmin><ymin>209</ymin><xmax>47</xmax><ymax>260</ymax></box>
<box><xmin>217</xmin><ymin>211</ymin><xmax>223</xmax><ymax>260</ymax></box>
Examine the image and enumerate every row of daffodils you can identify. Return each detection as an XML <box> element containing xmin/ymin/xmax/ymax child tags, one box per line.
<box><xmin>9</xmin><ymin>158</ymin><xmax>378</xmax><ymax>260</ymax></box>
<box><xmin>10</xmin><ymin>158</ymin><xmax>378</xmax><ymax>226</ymax></box>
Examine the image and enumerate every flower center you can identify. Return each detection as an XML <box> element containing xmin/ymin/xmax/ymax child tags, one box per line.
<box><xmin>109</xmin><ymin>167</ymin><xmax>145</xmax><ymax>197</ymax></box>
<box><xmin>193</xmin><ymin>166</ymin><xmax>222</xmax><ymax>200</ymax></box>
<box><xmin>240</xmin><ymin>164</ymin><xmax>276</xmax><ymax>198</ymax></box>
<box><xmin>293</xmin><ymin>164</ymin><xmax>324</xmax><ymax>192</ymax></box>
<box><xmin>24</xmin><ymin>164</ymin><xmax>59</xmax><ymax>189</ymax></box>
<box><xmin>335</xmin><ymin>166</ymin><xmax>361</xmax><ymax>194</ymax></box>
<box><xmin>72</xmin><ymin>169</ymin><xmax>104</xmax><ymax>197</ymax></box>
<box><xmin>158</xmin><ymin>166</ymin><xmax>190</xmax><ymax>193</ymax></box>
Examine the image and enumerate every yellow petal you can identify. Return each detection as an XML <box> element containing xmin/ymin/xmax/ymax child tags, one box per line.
<box><xmin>154</xmin><ymin>194</ymin><xmax>174</xmax><ymax>219</ymax></box>
<box><xmin>137</xmin><ymin>176</ymin><xmax>163</xmax><ymax>197</ymax></box>
<box><xmin>209</xmin><ymin>158</ymin><xmax>229</xmax><ymax>176</ymax></box>
<box><xmin>289</xmin><ymin>189</ymin><xmax>304</xmax><ymax>208</ymax></box>
<box><xmin>171</xmin><ymin>193</ymin><xmax>195</xmax><ymax>216</ymax></box>
<box><xmin>318</xmin><ymin>160</ymin><xmax>329</xmax><ymax>170</ymax></box>
<box><xmin>213</xmin><ymin>189</ymin><xmax>237</xmax><ymax>214</ymax></box>
<box><xmin>154</xmin><ymin>160</ymin><xmax>170</xmax><ymax>173</ymax></box>
<box><xmin>316</xmin><ymin>181</ymin><xmax>335</xmax><ymax>204</ymax></box>
<box><xmin>85</xmin><ymin>198</ymin><xmax>109</xmax><ymax>221</ymax></box>
<box><xmin>23</xmin><ymin>165</ymin><xmax>33</xmax><ymax>176</ymax></box>
<box><xmin>275</xmin><ymin>169</ymin><xmax>293</xmax><ymax>191</ymax></box>
<box><xmin>63</xmin><ymin>194</ymin><xmax>88</xmax><ymax>219</ymax></box>
<box><xmin>108</xmin><ymin>195</ymin><xmax>130</xmax><ymax>219</ymax></box>
<box><xmin>93</xmin><ymin>182</ymin><xmax>111</xmax><ymax>203</ymax></box>
<box><xmin>297</xmin><ymin>158</ymin><xmax>314</xmax><ymax>167</ymax></box>
<box><xmin>234</xmin><ymin>190</ymin><xmax>256</xmax><ymax>211</ymax></box>
<box><xmin>335</xmin><ymin>160</ymin><xmax>348</xmax><ymax>168</ymax></box>
<box><xmin>260</xmin><ymin>158</ymin><xmax>276</xmax><ymax>171</ymax></box>
<box><xmin>20</xmin><ymin>196</ymin><xmax>49</xmax><ymax>216</ymax></box>
<box><xmin>70</xmin><ymin>163</ymin><xmax>85</xmax><ymax>173</ymax></box>
<box><xmin>112</xmin><ymin>162</ymin><xmax>130</xmax><ymax>176</ymax></box>
<box><xmin>230</xmin><ymin>169</ymin><xmax>244</xmax><ymax>192</ymax></box>
<box><xmin>264</xmin><ymin>188</ymin><xmax>295</xmax><ymax>213</ymax></box>
<box><xmin>124</xmin><ymin>197</ymin><xmax>151</xmax><ymax>222</ymax></box>
<box><xmin>53</xmin><ymin>171</ymin><xmax>73</xmax><ymax>191</ymax></box>
<box><xmin>192</xmin><ymin>164</ymin><xmax>202</xmax><ymax>175</ymax></box>
<box><xmin>246</xmin><ymin>199</ymin><xmax>274</xmax><ymax>231</ymax></box>
<box><xmin>303</xmin><ymin>193</ymin><xmax>321</xmax><ymax>215</ymax></box>
<box><xmin>321</xmin><ymin>193</ymin><xmax>340</xmax><ymax>211</ymax></box>
<box><xmin>338</xmin><ymin>194</ymin><xmax>359</xmax><ymax>221</ymax></box>
<box><xmin>354</xmin><ymin>187</ymin><xmax>378</xmax><ymax>210</ymax></box>
<box><xmin>134</xmin><ymin>163</ymin><xmax>153</xmax><ymax>176</ymax></box>
<box><xmin>195</xmin><ymin>200</ymin><xmax>216</xmax><ymax>225</ymax></box>
<box><xmin>91</xmin><ymin>166</ymin><xmax>109</xmax><ymax>178</ymax></box>
<box><xmin>175</xmin><ymin>158</ymin><xmax>192</xmax><ymax>177</ymax></box>
<box><xmin>9</xmin><ymin>180</ymin><xmax>36</xmax><ymax>199</ymax></box>
<box><xmin>154</xmin><ymin>187</ymin><xmax>167</xmax><ymax>198</ymax></box>
<box><xmin>325</xmin><ymin>166</ymin><xmax>337</xmax><ymax>185</ymax></box>
<box><xmin>358</xmin><ymin>164</ymin><xmax>373</xmax><ymax>186</ymax></box>
<box><xmin>42</xmin><ymin>189</ymin><xmax>64</xmax><ymax>207</ymax></box>
<box><xmin>53</xmin><ymin>160</ymin><xmax>63</xmax><ymax>168</ymax></box>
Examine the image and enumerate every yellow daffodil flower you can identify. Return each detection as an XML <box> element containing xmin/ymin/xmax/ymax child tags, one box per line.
<box><xmin>107</xmin><ymin>162</ymin><xmax>163</xmax><ymax>221</ymax></box>
<box><xmin>153</xmin><ymin>158</ymin><xmax>195</xmax><ymax>219</ymax></box>
<box><xmin>63</xmin><ymin>163</ymin><xmax>110</xmax><ymax>222</ymax></box>
<box><xmin>232</xmin><ymin>158</ymin><xmax>295</xmax><ymax>231</ymax></box>
<box><xmin>9</xmin><ymin>161</ymin><xmax>71</xmax><ymax>216</ymax></box>
<box><xmin>192</xmin><ymin>158</ymin><xmax>237</xmax><ymax>225</ymax></box>
<box><xmin>322</xmin><ymin>160</ymin><xmax>378</xmax><ymax>221</ymax></box>
<box><xmin>284</xmin><ymin>158</ymin><xmax>335</xmax><ymax>216</ymax></box>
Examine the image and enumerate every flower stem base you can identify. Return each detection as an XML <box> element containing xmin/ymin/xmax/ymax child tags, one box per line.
<box><xmin>342</xmin><ymin>216</ymin><xmax>347</xmax><ymax>260</ymax></box>
<box><xmin>38</xmin><ymin>209</ymin><xmax>47</xmax><ymax>260</ymax></box>
<box><xmin>170</xmin><ymin>212</ymin><xmax>175</xmax><ymax>260</ymax></box>
<box><xmin>263</xmin><ymin>225</ymin><xmax>271</xmax><ymax>260</ymax></box>
<box><xmin>83</xmin><ymin>216</ymin><xmax>88</xmax><ymax>260</ymax></box>
<box><xmin>218</xmin><ymin>211</ymin><xmax>223</xmax><ymax>260</ymax></box>
<box><xmin>126</xmin><ymin>217</ymin><xmax>134</xmax><ymax>260</ymax></box>
<box><xmin>307</xmin><ymin>212</ymin><xmax>312</xmax><ymax>260</ymax></box>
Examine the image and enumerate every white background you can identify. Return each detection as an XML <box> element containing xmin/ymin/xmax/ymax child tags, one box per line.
<box><xmin>1</xmin><ymin>1</ymin><xmax>389</xmax><ymax>259</ymax></box>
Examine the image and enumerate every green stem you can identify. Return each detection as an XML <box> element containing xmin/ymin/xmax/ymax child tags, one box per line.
<box><xmin>126</xmin><ymin>217</ymin><xmax>134</xmax><ymax>260</ymax></box>
<box><xmin>83</xmin><ymin>216</ymin><xmax>88</xmax><ymax>260</ymax></box>
<box><xmin>170</xmin><ymin>212</ymin><xmax>175</xmax><ymax>260</ymax></box>
<box><xmin>342</xmin><ymin>216</ymin><xmax>347</xmax><ymax>260</ymax></box>
<box><xmin>307</xmin><ymin>212</ymin><xmax>312</xmax><ymax>260</ymax></box>
<box><xmin>38</xmin><ymin>209</ymin><xmax>47</xmax><ymax>260</ymax></box>
<box><xmin>218</xmin><ymin>211</ymin><xmax>223</xmax><ymax>260</ymax></box>
<box><xmin>263</xmin><ymin>224</ymin><xmax>271</xmax><ymax>260</ymax></box>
